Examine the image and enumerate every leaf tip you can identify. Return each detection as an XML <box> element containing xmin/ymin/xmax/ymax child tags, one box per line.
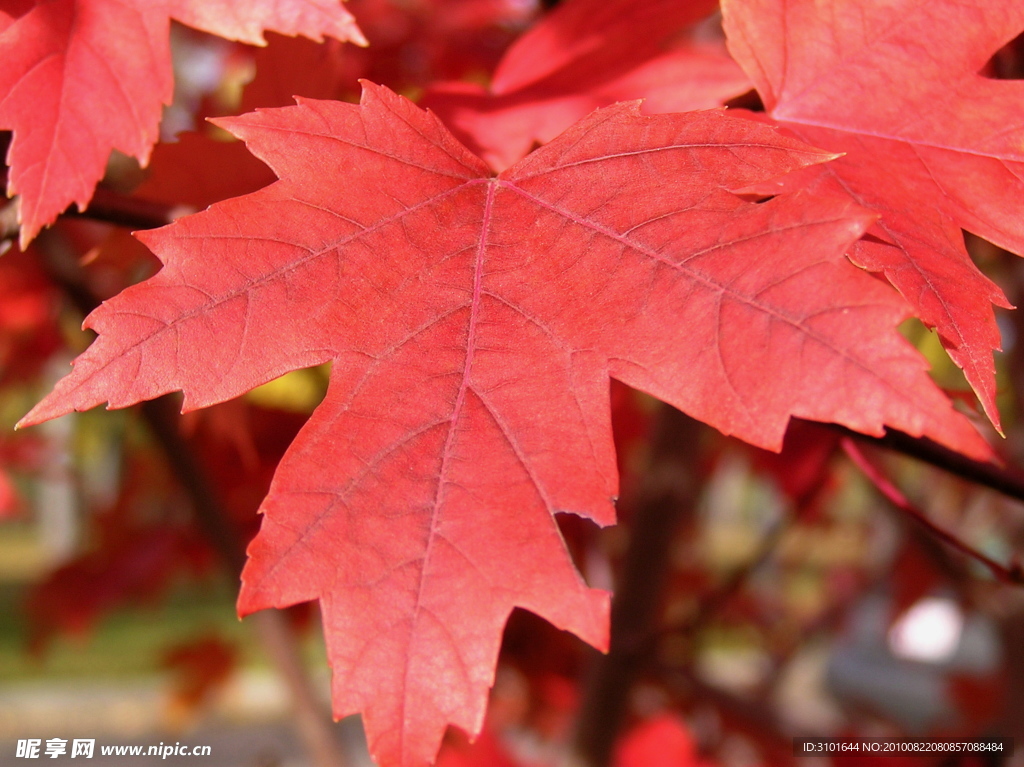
<box><xmin>850</xmin><ymin>209</ymin><xmax>880</xmax><ymax>238</ymax></box>
<box><xmin>356</xmin><ymin>78</ymin><xmax>390</xmax><ymax>104</ymax></box>
<box><xmin>348</xmin><ymin>27</ymin><xmax>369</xmax><ymax>48</ymax></box>
<box><xmin>16</xmin><ymin>398</ymin><xmax>63</xmax><ymax>431</ymax></box>
<box><xmin>605</xmin><ymin>98</ymin><xmax>646</xmax><ymax>117</ymax></box>
<box><xmin>975</xmin><ymin>394</ymin><xmax>1004</xmax><ymax>437</ymax></box>
<box><xmin>235</xmin><ymin>589</ymin><xmax>260</xmax><ymax>620</ymax></box>
<box><xmin>206</xmin><ymin>114</ymin><xmax>245</xmax><ymax>140</ymax></box>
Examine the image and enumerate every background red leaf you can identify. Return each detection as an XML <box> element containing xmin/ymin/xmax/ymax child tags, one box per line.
<box><xmin>423</xmin><ymin>0</ymin><xmax>750</xmax><ymax>170</ymax></box>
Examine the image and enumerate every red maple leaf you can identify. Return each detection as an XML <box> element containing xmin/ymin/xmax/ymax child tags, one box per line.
<box><xmin>423</xmin><ymin>0</ymin><xmax>751</xmax><ymax>170</ymax></box>
<box><xmin>721</xmin><ymin>0</ymin><xmax>1024</xmax><ymax>429</ymax></box>
<box><xmin>20</xmin><ymin>84</ymin><xmax>989</xmax><ymax>765</ymax></box>
<box><xmin>0</xmin><ymin>0</ymin><xmax>365</xmax><ymax>248</ymax></box>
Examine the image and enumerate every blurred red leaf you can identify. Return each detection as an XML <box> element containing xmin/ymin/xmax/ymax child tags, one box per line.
<box><xmin>26</xmin><ymin>455</ymin><xmax>212</xmax><ymax>650</ymax></box>
<box><xmin>163</xmin><ymin>634</ymin><xmax>238</xmax><ymax>713</ymax></box>
<box><xmin>0</xmin><ymin>247</ymin><xmax>62</xmax><ymax>384</ymax></box>
<box><xmin>135</xmin><ymin>132</ymin><xmax>276</xmax><ymax>212</ymax></box>
<box><xmin>614</xmin><ymin>715</ymin><xmax>715</xmax><ymax>767</ymax></box>
<box><xmin>28</xmin><ymin>526</ymin><xmax>210</xmax><ymax>650</ymax></box>
<box><xmin>435</xmin><ymin>728</ymin><xmax>521</xmax><ymax>767</ymax></box>
<box><xmin>748</xmin><ymin>420</ymin><xmax>840</xmax><ymax>510</ymax></box>
<box><xmin>423</xmin><ymin>0</ymin><xmax>750</xmax><ymax>170</ymax></box>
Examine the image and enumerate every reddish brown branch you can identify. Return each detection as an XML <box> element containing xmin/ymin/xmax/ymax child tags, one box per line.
<box><xmin>663</xmin><ymin>514</ymin><xmax>789</xmax><ymax>642</ymax></box>
<box><xmin>69</xmin><ymin>186</ymin><xmax>193</xmax><ymax>230</ymax></box>
<box><xmin>571</xmin><ymin>405</ymin><xmax>702</xmax><ymax>767</ymax></box>
<box><xmin>0</xmin><ymin>187</ymin><xmax>190</xmax><ymax>249</ymax></box>
<box><xmin>841</xmin><ymin>437</ymin><xmax>1024</xmax><ymax>585</ymax></box>
<box><xmin>825</xmin><ymin>421</ymin><xmax>1024</xmax><ymax>504</ymax></box>
<box><xmin>0</xmin><ymin>197</ymin><xmax>19</xmax><ymax>247</ymax></box>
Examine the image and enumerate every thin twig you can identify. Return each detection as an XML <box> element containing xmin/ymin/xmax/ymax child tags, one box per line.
<box><xmin>664</xmin><ymin>514</ymin><xmax>789</xmax><ymax>641</ymax></box>
<box><xmin>826</xmin><ymin>421</ymin><xmax>1024</xmax><ymax>504</ymax></box>
<box><xmin>841</xmin><ymin>437</ymin><xmax>1024</xmax><ymax>585</ymax></box>
<box><xmin>0</xmin><ymin>197</ymin><xmax>19</xmax><ymax>247</ymax></box>
<box><xmin>68</xmin><ymin>187</ymin><xmax>193</xmax><ymax>230</ymax></box>
<box><xmin>2</xmin><ymin>187</ymin><xmax>190</xmax><ymax>250</ymax></box>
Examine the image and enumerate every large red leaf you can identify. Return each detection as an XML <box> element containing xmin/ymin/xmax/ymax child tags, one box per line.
<box><xmin>0</xmin><ymin>0</ymin><xmax>364</xmax><ymax>248</ymax></box>
<box><xmin>20</xmin><ymin>84</ymin><xmax>989</xmax><ymax>765</ymax></box>
<box><xmin>722</xmin><ymin>0</ymin><xmax>1024</xmax><ymax>429</ymax></box>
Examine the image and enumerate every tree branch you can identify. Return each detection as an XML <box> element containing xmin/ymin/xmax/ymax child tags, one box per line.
<box><xmin>841</xmin><ymin>437</ymin><xmax>1024</xmax><ymax>585</ymax></box>
<box><xmin>570</xmin><ymin>405</ymin><xmax>702</xmax><ymax>767</ymax></box>
<box><xmin>0</xmin><ymin>187</ymin><xmax>191</xmax><ymax>251</ymax></box>
<box><xmin>0</xmin><ymin>197</ymin><xmax>19</xmax><ymax>248</ymax></box>
<box><xmin>68</xmin><ymin>187</ymin><xmax>193</xmax><ymax>230</ymax></box>
<box><xmin>824</xmin><ymin>420</ymin><xmax>1024</xmax><ymax>504</ymax></box>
